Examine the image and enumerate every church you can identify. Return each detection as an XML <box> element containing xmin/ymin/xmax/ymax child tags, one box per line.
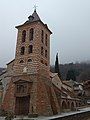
<box><xmin>0</xmin><ymin>9</ymin><xmax>82</xmax><ymax>116</ymax></box>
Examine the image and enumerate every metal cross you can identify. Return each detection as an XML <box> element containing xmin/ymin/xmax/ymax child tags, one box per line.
<box><xmin>33</xmin><ymin>5</ymin><xmax>38</xmax><ymax>12</ymax></box>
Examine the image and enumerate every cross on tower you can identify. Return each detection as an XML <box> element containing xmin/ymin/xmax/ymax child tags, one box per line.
<box><xmin>33</xmin><ymin>5</ymin><xmax>38</xmax><ymax>12</ymax></box>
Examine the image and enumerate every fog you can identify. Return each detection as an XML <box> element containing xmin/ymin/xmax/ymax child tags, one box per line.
<box><xmin>0</xmin><ymin>0</ymin><xmax>90</xmax><ymax>67</ymax></box>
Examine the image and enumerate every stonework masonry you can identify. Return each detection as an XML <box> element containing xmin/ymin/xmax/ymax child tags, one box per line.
<box><xmin>1</xmin><ymin>10</ymin><xmax>61</xmax><ymax>116</ymax></box>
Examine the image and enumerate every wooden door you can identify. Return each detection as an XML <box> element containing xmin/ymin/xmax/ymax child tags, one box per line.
<box><xmin>15</xmin><ymin>96</ymin><xmax>30</xmax><ymax>115</ymax></box>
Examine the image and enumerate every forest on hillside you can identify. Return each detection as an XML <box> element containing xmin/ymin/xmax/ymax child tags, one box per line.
<box><xmin>50</xmin><ymin>62</ymin><xmax>90</xmax><ymax>82</ymax></box>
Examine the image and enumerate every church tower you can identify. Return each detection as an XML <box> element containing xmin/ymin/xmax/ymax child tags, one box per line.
<box><xmin>13</xmin><ymin>9</ymin><xmax>51</xmax><ymax>76</ymax></box>
<box><xmin>2</xmin><ymin>9</ymin><xmax>60</xmax><ymax>116</ymax></box>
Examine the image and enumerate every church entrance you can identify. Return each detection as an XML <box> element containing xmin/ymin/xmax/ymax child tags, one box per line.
<box><xmin>15</xmin><ymin>96</ymin><xmax>30</xmax><ymax>115</ymax></box>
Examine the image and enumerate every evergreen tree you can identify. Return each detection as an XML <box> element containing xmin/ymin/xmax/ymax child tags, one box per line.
<box><xmin>55</xmin><ymin>53</ymin><xmax>61</xmax><ymax>78</ymax></box>
<box><xmin>66</xmin><ymin>69</ymin><xmax>76</xmax><ymax>81</ymax></box>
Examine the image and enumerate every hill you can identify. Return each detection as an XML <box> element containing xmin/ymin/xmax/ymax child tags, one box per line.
<box><xmin>50</xmin><ymin>62</ymin><xmax>90</xmax><ymax>82</ymax></box>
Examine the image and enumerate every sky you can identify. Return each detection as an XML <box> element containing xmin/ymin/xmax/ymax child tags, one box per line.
<box><xmin>0</xmin><ymin>0</ymin><xmax>90</xmax><ymax>67</ymax></box>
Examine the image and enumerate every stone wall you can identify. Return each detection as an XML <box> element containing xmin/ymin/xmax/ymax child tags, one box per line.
<box><xmin>14</xmin><ymin>21</ymin><xmax>51</xmax><ymax>75</ymax></box>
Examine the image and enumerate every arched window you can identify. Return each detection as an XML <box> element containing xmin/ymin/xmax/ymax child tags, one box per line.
<box><xmin>45</xmin><ymin>63</ymin><xmax>47</xmax><ymax>66</ymax></box>
<box><xmin>17</xmin><ymin>84</ymin><xmax>27</xmax><ymax>93</ymax></box>
<box><xmin>62</xmin><ymin>101</ymin><xmax>67</xmax><ymax>110</ymax></box>
<box><xmin>19</xmin><ymin>60</ymin><xmax>24</xmax><ymax>63</ymax></box>
<box><xmin>76</xmin><ymin>102</ymin><xmax>78</xmax><ymax>107</ymax></box>
<box><xmin>29</xmin><ymin>28</ymin><xmax>34</xmax><ymax>41</ymax></box>
<box><xmin>41</xmin><ymin>30</ymin><xmax>44</xmax><ymax>43</ymax></box>
<box><xmin>22</xmin><ymin>30</ymin><xmax>26</xmax><ymax>42</ymax></box>
<box><xmin>41</xmin><ymin>47</ymin><xmax>43</xmax><ymax>55</ymax></box>
<box><xmin>21</xmin><ymin>46</ymin><xmax>25</xmax><ymax>55</ymax></box>
<box><xmin>67</xmin><ymin>101</ymin><xmax>70</xmax><ymax>109</ymax></box>
<box><xmin>28</xmin><ymin>59</ymin><xmax>32</xmax><ymax>62</ymax></box>
<box><xmin>45</xmin><ymin>50</ymin><xmax>47</xmax><ymax>58</ymax></box>
<box><xmin>45</xmin><ymin>34</ymin><xmax>47</xmax><ymax>46</ymax></box>
<box><xmin>41</xmin><ymin>60</ymin><xmax>44</xmax><ymax>64</ymax></box>
<box><xmin>71</xmin><ymin>102</ymin><xmax>74</xmax><ymax>111</ymax></box>
<box><xmin>28</xmin><ymin>45</ymin><xmax>33</xmax><ymax>54</ymax></box>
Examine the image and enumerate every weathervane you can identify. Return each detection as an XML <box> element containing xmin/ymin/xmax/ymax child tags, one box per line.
<box><xmin>33</xmin><ymin>4</ymin><xmax>38</xmax><ymax>12</ymax></box>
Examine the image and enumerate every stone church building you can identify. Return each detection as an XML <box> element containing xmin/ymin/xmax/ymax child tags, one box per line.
<box><xmin>0</xmin><ymin>9</ymin><xmax>81</xmax><ymax>116</ymax></box>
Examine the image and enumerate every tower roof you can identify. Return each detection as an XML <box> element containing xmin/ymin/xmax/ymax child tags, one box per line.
<box><xmin>28</xmin><ymin>10</ymin><xmax>41</xmax><ymax>23</ymax></box>
<box><xmin>16</xmin><ymin>10</ymin><xmax>52</xmax><ymax>34</ymax></box>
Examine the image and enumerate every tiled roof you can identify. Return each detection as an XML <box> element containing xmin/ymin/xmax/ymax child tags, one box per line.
<box><xmin>16</xmin><ymin>10</ymin><xmax>52</xmax><ymax>34</ymax></box>
<box><xmin>50</xmin><ymin>72</ymin><xmax>58</xmax><ymax>78</ymax></box>
<box><xmin>84</xmin><ymin>80</ymin><xmax>90</xmax><ymax>85</ymax></box>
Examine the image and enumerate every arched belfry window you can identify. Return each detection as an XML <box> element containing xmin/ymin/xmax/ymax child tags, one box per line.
<box><xmin>41</xmin><ymin>47</ymin><xmax>44</xmax><ymax>55</ymax></box>
<box><xmin>45</xmin><ymin>34</ymin><xmax>47</xmax><ymax>46</ymax></box>
<box><xmin>41</xmin><ymin>30</ymin><xmax>44</xmax><ymax>43</ymax></box>
<box><xmin>28</xmin><ymin>59</ymin><xmax>32</xmax><ymax>62</ymax></box>
<box><xmin>28</xmin><ymin>45</ymin><xmax>33</xmax><ymax>54</ymax></box>
<box><xmin>29</xmin><ymin>28</ymin><xmax>34</xmax><ymax>41</ymax></box>
<box><xmin>22</xmin><ymin>30</ymin><xmax>26</xmax><ymax>42</ymax></box>
<box><xmin>45</xmin><ymin>50</ymin><xmax>47</xmax><ymax>58</ymax></box>
<box><xmin>21</xmin><ymin>46</ymin><xmax>25</xmax><ymax>55</ymax></box>
<box><xmin>19</xmin><ymin>60</ymin><xmax>24</xmax><ymax>63</ymax></box>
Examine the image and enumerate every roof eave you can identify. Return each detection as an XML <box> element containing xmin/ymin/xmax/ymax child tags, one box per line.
<box><xmin>7</xmin><ymin>59</ymin><xmax>15</xmax><ymax>65</ymax></box>
<box><xmin>15</xmin><ymin>20</ymin><xmax>52</xmax><ymax>34</ymax></box>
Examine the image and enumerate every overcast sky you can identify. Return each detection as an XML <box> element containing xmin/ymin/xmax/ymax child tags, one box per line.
<box><xmin>0</xmin><ymin>0</ymin><xmax>90</xmax><ymax>67</ymax></box>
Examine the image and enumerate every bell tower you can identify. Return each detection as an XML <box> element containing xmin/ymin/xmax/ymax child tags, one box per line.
<box><xmin>13</xmin><ymin>10</ymin><xmax>52</xmax><ymax>75</ymax></box>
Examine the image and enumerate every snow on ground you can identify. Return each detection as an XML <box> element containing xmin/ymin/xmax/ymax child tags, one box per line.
<box><xmin>0</xmin><ymin>107</ymin><xmax>90</xmax><ymax>120</ymax></box>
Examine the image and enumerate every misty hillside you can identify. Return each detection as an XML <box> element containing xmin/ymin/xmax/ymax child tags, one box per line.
<box><xmin>50</xmin><ymin>62</ymin><xmax>90</xmax><ymax>82</ymax></box>
<box><xmin>0</xmin><ymin>68</ymin><xmax>5</xmax><ymax>75</ymax></box>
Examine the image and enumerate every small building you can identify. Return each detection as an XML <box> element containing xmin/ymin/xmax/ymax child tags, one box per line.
<box><xmin>83</xmin><ymin>80</ymin><xmax>90</xmax><ymax>105</ymax></box>
<box><xmin>0</xmin><ymin>80</ymin><xmax>3</xmax><ymax>109</ymax></box>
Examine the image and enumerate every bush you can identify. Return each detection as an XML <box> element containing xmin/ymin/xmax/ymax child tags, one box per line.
<box><xmin>0</xmin><ymin>109</ymin><xmax>6</xmax><ymax>116</ymax></box>
<box><xmin>5</xmin><ymin>111</ymin><xmax>14</xmax><ymax>120</ymax></box>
